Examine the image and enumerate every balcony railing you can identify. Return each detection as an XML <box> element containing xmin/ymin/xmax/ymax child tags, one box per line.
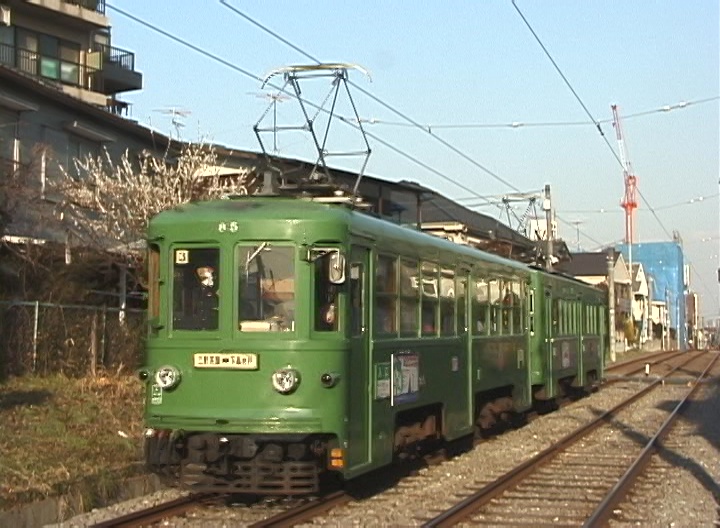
<box><xmin>0</xmin><ymin>42</ymin><xmax>140</xmax><ymax>97</ymax></box>
<box><xmin>61</xmin><ymin>0</ymin><xmax>106</xmax><ymax>15</ymax></box>
<box><xmin>94</xmin><ymin>43</ymin><xmax>135</xmax><ymax>71</ymax></box>
<box><xmin>0</xmin><ymin>43</ymin><xmax>94</xmax><ymax>89</ymax></box>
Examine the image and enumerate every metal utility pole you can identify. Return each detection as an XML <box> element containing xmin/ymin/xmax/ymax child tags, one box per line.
<box><xmin>542</xmin><ymin>184</ymin><xmax>553</xmax><ymax>270</ymax></box>
<box><xmin>608</xmin><ymin>250</ymin><xmax>616</xmax><ymax>362</ymax></box>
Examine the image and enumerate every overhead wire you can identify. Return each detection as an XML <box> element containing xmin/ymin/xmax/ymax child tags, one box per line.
<box><xmin>510</xmin><ymin>0</ymin><xmax>699</xmax><ymax>261</ymax></box>
<box><xmin>105</xmin><ymin>3</ymin><xmax>499</xmax><ymax>208</ymax></box>
<box><xmin>220</xmin><ymin>0</ymin><xmax>612</xmax><ymax>252</ymax></box>
<box><xmin>352</xmin><ymin>96</ymin><xmax>720</xmax><ymax>131</ymax></box>
<box><xmin>219</xmin><ymin>0</ymin><xmax>522</xmax><ymax>194</ymax></box>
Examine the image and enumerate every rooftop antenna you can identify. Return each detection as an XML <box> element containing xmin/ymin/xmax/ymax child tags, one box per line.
<box><xmin>154</xmin><ymin>106</ymin><xmax>192</xmax><ymax>139</ymax></box>
<box><xmin>570</xmin><ymin>219</ymin><xmax>585</xmax><ymax>251</ymax></box>
<box><xmin>248</xmin><ymin>92</ymin><xmax>290</xmax><ymax>153</ymax></box>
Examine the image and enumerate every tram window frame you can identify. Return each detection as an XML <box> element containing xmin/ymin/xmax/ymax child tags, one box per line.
<box><xmin>551</xmin><ymin>299</ymin><xmax>560</xmax><ymax>334</ymax></box>
<box><xmin>375</xmin><ymin>254</ymin><xmax>397</xmax><ymax>336</ymax></box>
<box><xmin>237</xmin><ymin>244</ymin><xmax>296</xmax><ymax>333</ymax></box>
<box><xmin>399</xmin><ymin>258</ymin><xmax>419</xmax><ymax>337</ymax></box>
<box><xmin>489</xmin><ymin>279</ymin><xmax>502</xmax><ymax>336</ymax></box>
<box><xmin>420</xmin><ymin>262</ymin><xmax>439</xmax><ymax>336</ymax></box>
<box><xmin>471</xmin><ymin>277</ymin><xmax>489</xmax><ymax>336</ymax></box>
<box><xmin>313</xmin><ymin>250</ymin><xmax>340</xmax><ymax>333</ymax></box>
<box><xmin>439</xmin><ymin>268</ymin><xmax>456</xmax><ymax>336</ymax></box>
<box><xmin>457</xmin><ymin>275</ymin><xmax>468</xmax><ymax>333</ymax></box>
<box><xmin>172</xmin><ymin>247</ymin><xmax>220</xmax><ymax>332</ymax></box>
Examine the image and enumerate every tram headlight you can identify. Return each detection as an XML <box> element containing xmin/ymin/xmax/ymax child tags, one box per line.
<box><xmin>271</xmin><ymin>368</ymin><xmax>300</xmax><ymax>394</ymax></box>
<box><xmin>155</xmin><ymin>365</ymin><xmax>181</xmax><ymax>389</ymax></box>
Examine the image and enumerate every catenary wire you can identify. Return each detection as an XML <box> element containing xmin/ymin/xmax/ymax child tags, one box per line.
<box><xmin>351</xmin><ymin>96</ymin><xmax>720</xmax><ymax>130</ymax></box>
<box><xmin>106</xmin><ymin>3</ymin><xmax>500</xmax><ymax>209</ymax></box>
<box><xmin>219</xmin><ymin>0</ymin><xmax>613</xmax><ymax>250</ymax></box>
<box><xmin>510</xmin><ymin>0</ymin><xmax>699</xmax><ymax>263</ymax></box>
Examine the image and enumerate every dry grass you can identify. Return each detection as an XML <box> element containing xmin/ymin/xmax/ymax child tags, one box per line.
<box><xmin>0</xmin><ymin>374</ymin><xmax>146</xmax><ymax>510</ymax></box>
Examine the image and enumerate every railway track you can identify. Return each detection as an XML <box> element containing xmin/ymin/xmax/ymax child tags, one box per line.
<box><xmin>90</xmin><ymin>493</ymin><xmax>216</xmax><ymax>527</ymax></box>
<box><xmin>91</xmin><ymin>351</ymin><xmax>713</xmax><ymax>527</ymax></box>
<box><xmin>420</xmin><ymin>350</ymin><xmax>718</xmax><ymax>527</ymax></box>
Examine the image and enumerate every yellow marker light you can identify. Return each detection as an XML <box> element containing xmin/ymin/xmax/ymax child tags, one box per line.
<box><xmin>329</xmin><ymin>448</ymin><xmax>345</xmax><ymax>469</ymax></box>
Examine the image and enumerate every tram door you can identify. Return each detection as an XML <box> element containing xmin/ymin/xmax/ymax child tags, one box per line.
<box><xmin>544</xmin><ymin>286</ymin><xmax>557</xmax><ymax>398</ymax></box>
<box><xmin>347</xmin><ymin>246</ymin><xmax>371</xmax><ymax>469</ymax></box>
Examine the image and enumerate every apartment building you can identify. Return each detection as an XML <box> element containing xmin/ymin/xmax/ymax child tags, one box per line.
<box><xmin>0</xmin><ymin>0</ymin><xmax>141</xmax><ymax>112</ymax></box>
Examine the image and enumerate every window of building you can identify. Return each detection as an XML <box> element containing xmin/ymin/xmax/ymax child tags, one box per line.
<box><xmin>15</xmin><ymin>29</ymin><xmax>80</xmax><ymax>85</ymax></box>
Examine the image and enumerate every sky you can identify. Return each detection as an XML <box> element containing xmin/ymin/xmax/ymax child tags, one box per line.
<box><xmin>108</xmin><ymin>1</ymin><xmax>719</xmax><ymax>320</ymax></box>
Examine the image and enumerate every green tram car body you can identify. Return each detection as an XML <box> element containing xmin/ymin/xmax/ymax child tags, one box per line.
<box><xmin>141</xmin><ymin>197</ymin><xmax>609</xmax><ymax>494</ymax></box>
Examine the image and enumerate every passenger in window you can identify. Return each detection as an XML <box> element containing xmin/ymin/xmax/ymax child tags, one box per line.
<box><xmin>195</xmin><ymin>266</ymin><xmax>219</xmax><ymax>329</ymax></box>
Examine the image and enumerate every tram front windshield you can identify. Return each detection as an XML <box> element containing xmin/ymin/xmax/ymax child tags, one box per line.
<box><xmin>237</xmin><ymin>244</ymin><xmax>295</xmax><ymax>332</ymax></box>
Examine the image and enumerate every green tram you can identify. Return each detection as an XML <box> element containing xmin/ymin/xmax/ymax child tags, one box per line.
<box><xmin>141</xmin><ymin>197</ymin><xmax>608</xmax><ymax>494</ymax></box>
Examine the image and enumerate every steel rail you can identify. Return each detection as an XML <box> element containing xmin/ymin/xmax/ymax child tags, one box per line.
<box><xmin>91</xmin><ymin>493</ymin><xmax>214</xmax><ymax>528</ymax></box>
<box><xmin>247</xmin><ymin>490</ymin><xmax>353</xmax><ymax>527</ymax></box>
<box><xmin>584</xmin><ymin>352</ymin><xmax>720</xmax><ymax>526</ymax></box>
<box><xmin>421</xmin><ymin>351</ymin><xmax>705</xmax><ymax>527</ymax></box>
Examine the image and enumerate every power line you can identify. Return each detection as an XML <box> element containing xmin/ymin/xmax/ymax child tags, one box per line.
<box><xmin>510</xmin><ymin>0</ymin><xmax>683</xmax><ymax>250</ymax></box>
<box><xmin>106</xmin><ymin>3</ymin><xmax>499</xmax><ymax>208</ymax></box>
<box><xmin>636</xmin><ymin>188</ymin><xmax>673</xmax><ymax>240</ymax></box>
<box><xmin>560</xmin><ymin>192</ymin><xmax>719</xmax><ymax>215</ymax></box>
<box><xmin>511</xmin><ymin>0</ymin><xmax>623</xmax><ymax>169</ymax></box>
<box><xmin>219</xmin><ymin>1</ymin><xmax>614</xmax><ymax>248</ymax></box>
<box><xmin>219</xmin><ymin>1</ymin><xmax>522</xmax><ymax>193</ymax></box>
<box><xmin>352</xmin><ymin>96</ymin><xmax>720</xmax><ymax>131</ymax></box>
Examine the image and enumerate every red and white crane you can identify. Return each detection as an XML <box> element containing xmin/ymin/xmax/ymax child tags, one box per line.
<box><xmin>611</xmin><ymin>104</ymin><xmax>638</xmax><ymax>244</ymax></box>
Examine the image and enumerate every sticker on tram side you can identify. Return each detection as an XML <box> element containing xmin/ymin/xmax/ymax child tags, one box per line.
<box><xmin>151</xmin><ymin>385</ymin><xmax>163</xmax><ymax>405</ymax></box>
<box><xmin>373</xmin><ymin>351</ymin><xmax>420</xmax><ymax>403</ymax></box>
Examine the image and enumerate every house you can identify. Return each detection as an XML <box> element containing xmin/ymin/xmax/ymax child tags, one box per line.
<box><xmin>631</xmin><ymin>262</ymin><xmax>650</xmax><ymax>345</ymax></box>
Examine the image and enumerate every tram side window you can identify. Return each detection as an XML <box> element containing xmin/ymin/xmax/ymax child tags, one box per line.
<box><xmin>551</xmin><ymin>299</ymin><xmax>560</xmax><ymax>334</ymax></box>
<box><xmin>421</xmin><ymin>262</ymin><xmax>439</xmax><ymax>336</ymax></box>
<box><xmin>457</xmin><ymin>276</ymin><xmax>467</xmax><ymax>333</ymax></box>
<box><xmin>489</xmin><ymin>279</ymin><xmax>501</xmax><ymax>335</ymax></box>
<box><xmin>440</xmin><ymin>268</ymin><xmax>456</xmax><ymax>336</ymax></box>
<box><xmin>314</xmin><ymin>255</ymin><xmax>338</xmax><ymax>332</ymax></box>
<box><xmin>375</xmin><ymin>255</ymin><xmax>397</xmax><ymax>335</ymax></box>
<box><xmin>172</xmin><ymin>247</ymin><xmax>219</xmax><ymax>331</ymax></box>
<box><xmin>399</xmin><ymin>258</ymin><xmax>419</xmax><ymax>336</ymax></box>
<box><xmin>472</xmin><ymin>278</ymin><xmax>489</xmax><ymax>336</ymax></box>
<box><xmin>499</xmin><ymin>280</ymin><xmax>523</xmax><ymax>335</ymax></box>
<box><xmin>238</xmin><ymin>244</ymin><xmax>295</xmax><ymax>332</ymax></box>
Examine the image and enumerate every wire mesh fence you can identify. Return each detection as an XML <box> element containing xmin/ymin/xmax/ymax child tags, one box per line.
<box><xmin>0</xmin><ymin>301</ymin><xmax>144</xmax><ymax>377</ymax></box>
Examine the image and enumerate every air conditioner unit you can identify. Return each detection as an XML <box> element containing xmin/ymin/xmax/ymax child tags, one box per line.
<box><xmin>0</xmin><ymin>5</ymin><xmax>10</xmax><ymax>27</ymax></box>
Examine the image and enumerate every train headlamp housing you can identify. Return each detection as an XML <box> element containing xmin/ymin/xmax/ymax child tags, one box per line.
<box><xmin>155</xmin><ymin>365</ymin><xmax>181</xmax><ymax>390</ymax></box>
<box><xmin>272</xmin><ymin>368</ymin><xmax>300</xmax><ymax>394</ymax></box>
<box><xmin>320</xmin><ymin>372</ymin><xmax>341</xmax><ymax>388</ymax></box>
